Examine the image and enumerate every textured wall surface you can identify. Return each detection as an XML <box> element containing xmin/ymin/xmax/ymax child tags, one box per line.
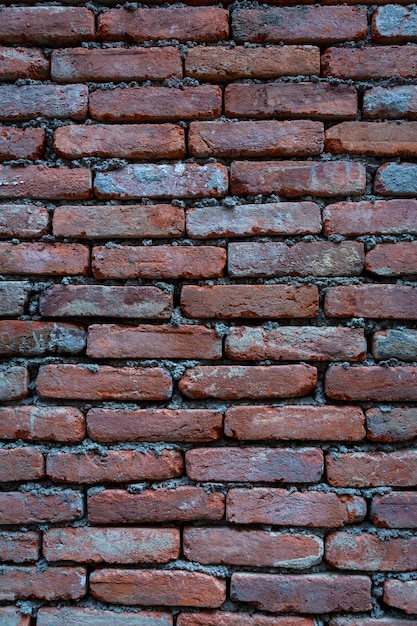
<box><xmin>0</xmin><ymin>1</ymin><xmax>417</xmax><ymax>625</ymax></box>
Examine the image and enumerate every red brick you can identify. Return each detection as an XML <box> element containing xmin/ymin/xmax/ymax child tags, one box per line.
<box><xmin>0</xmin><ymin>166</ymin><xmax>92</xmax><ymax>200</ymax></box>
<box><xmin>227</xmin><ymin>489</ymin><xmax>366</xmax><ymax>527</ymax></box>
<box><xmin>47</xmin><ymin>449</ymin><xmax>183</xmax><ymax>483</ymax></box>
<box><xmin>366</xmin><ymin>241</ymin><xmax>417</xmax><ymax>275</ymax></box>
<box><xmin>0</xmin><ymin>491</ymin><xmax>83</xmax><ymax>525</ymax></box>
<box><xmin>51</xmin><ymin>47</ymin><xmax>182</xmax><ymax>83</ymax></box>
<box><xmin>231</xmin><ymin>573</ymin><xmax>372</xmax><ymax>613</ymax></box>
<box><xmin>0</xmin><ymin>607</ymin><xmax>30</xmax><ymax>626</ymax></box>
<box><xmin>88</xmin><ymin>487</ymin><xmax>224</xmax><ymax>524</ymax></box>
<box><xmin>178</xmin><ymin>613</ymin><xmax>315</xmax><ymax>626</ymax></box>
<box><xmin>0</xmin><ymin>448</ymin><xmax>44</xmax><ymax>482</ymax></box>
<box><xmin>54</xmin><ymin>124</ymin><xmax>185</xmax><ymax>160</ymax></box>
<box><xmin>39</xmin><ymin>285</ymin><xmax>173</xmax><ymax>319</ymax></box>
<box><xmin>0</xmin><ymin>128</ymin><xmax>45</xmax><ymax>160</ymax></box>
<box><xmin>0</xmin><ymin>406</ymin><xmax>85</xmax><ymax>442</ymax></box>
<box><xmin>44</xmin><ymin>528</ymin><xmax>180</xmax><ymax>564</ymax></box>
<box><xmin>87</xmin><ymin>408</ymin><xmax>222</xmax><ymax>443</ymax></box>
<box><xmin>0</xmin><ymin>7</ymin><xmax>95</xmax><ymax>46</ymax></box>
<box><xmin>384</xmin><ymin>580</ymin><xmax>417</xmax><ymax>614</ymax></box>
<box><xmin>326</xmin><ymin>532</ymin><xmax>417</xmax><ymax>572</ymax></box>
<box><xmin>327</xmin><ymin>451</ymin><xmax>417</xmax><ymax>487</ymax></box>
<box><xmin>54</xmin><ymin>204</ymin><xmax>184</xmax><ymax>239</ymax></box>
<box><xmin>0</xmin><ymin>46</ymin><xmax>48</xmax><ymax>81</ymax></box>
<box><xmin>366</xmin><ymin>407</ymin><xmax>417</xmax><ymax>442</ymax></box>
<box><xmin>326</xmin><ymin>122</ymin><xmax>417</xmax><ymax>156</ymax></box>
<box><xmin>0</xmin><ymin>243</ymin><xmax>89</xmax><ymax>275</ymax></box>
<box><xmin>371</xmin><ymin>492</ymin><xmax>417</xmax><ymax>528</ymax></box>
<box><xmin>325</xmin><ymin>285</ymin><xmax>417</xmax><ymax>319</ymax></box>
<box><xmin>0</xmin><ymin>531</ymin><xmax>39</xmax><ymax>563</ymax></box>
<box><xmin>179</xmin><ymin>365</ymin><xmax>317</xmax><ymax>399</ymax></box>
<box><xmin>90</xmin><ymin>86</ymin><xmax>221</xmax><ymax>122</ymax></box>
<box><xmin>0</xmin><ymin>321</ymin><xmax>85</xmax><ymax>356</ymax></box>
<box><xmin>0</xmin><ymin>85</ymin><xmax>88</xmax><ymax>121</ymax></box>
<box><xmin>0</xmin><ymin>366</ymin><xmax>29</xmax><ymax>401</ymax></box>
<box><xmin>91</xmin><ymin>569</ymin><xmax>225</xmax><ymax>607</ymax></box>
<box><xmin>94</xmin><ymin>164</ymin><xmax>228</xmax><ymax>200</ymax></box>
<box><xmin>92</xmin><ymin>246</ymin><xmax>226</xmax><ymax>279</ymax></box>
<box><xmin>187</xmin><ymin>447</ymin><xmax>323</xmax><ymax>483</ymax></box>
<box><xmin>0</xmin><ymin>204</ymin><xmax>48</xmax><ymax>238</ymax></box>
<box><xmin>98</xmin><ymin>7</ymin><xmax>228</xmax><ymax>43</ymax></box>
<box><xmin>225</xmin><ymin>327</ymin><xmax>366</xmax><ymax>361</ymax></box>
<box><xmin>87</xmin><ymin>324</ymin><xmax>221</xmax><ymax>360</ymax></box>
<box><xmin>186</xmin><ymin>45</ymin><xmax>319</xmax><ymax>81</ymax></box>
<box><xmin>375</xmin><ymin>162</ymin><xmax>417</xmax><ymax>196</ymax></box>
<box><xmin>364</xmin><ymin>86</ymin><xmax>417</xmax><ymax>119</ymax></box>
<box><xmin>331</xmin><ymin>619</ymin><xmax>417</xmax><ymax>626</ymax></box>
<box><xmin>186</xmin><ymin>202</ymin><xmax>321</xmax><ymax>239</ymax></box>
<box><xmin>373</xmin><ymin>5</ymin><xmax>417</xmax><ymax>43</ymax></box>
<box><xmin>189</xmin><ymin>121</ymin><xmax>323</xmax><ymax>158</ymax></box>
<box><xmin>184</xmin><ymin>528</ymin><xmax>323</xmax><ymax>568</ymax></box>
<box><xmin>37</xmin><ymin>364</ymin><xmax>172</xmax><ymax>401</ymax></box>
<box><xmin>0</xmin><ymin>566</ymin><xmax>86</xmax><ymax>601</ymax></box>
<box><xmin>322</xmin><ymin>46</ymin><xmax>417</xmax><ymax>79</ymax></box>
<box><xmin>0</xmin><ymin>282</ymin><xmax>30</xmax><ymax>316</ymax></box>
<box><xmin>232</xmin><ymin>7</ymin><xmax>367</xmax><ymax>44</ymax></box>
<box><xmin>181</xmin><ymin>285</ymin><xmax>318</xmax><ymax>319</ymax></box>
<box><xmin>225</xmin><ymin>83</ymin><xmax>357</xmax><ymax>120</ymax></box>
<box><xmin>230</xmin><ymin>161</ymin><xmax>366</xmax><ymax>197</ymax></box>
<box><xmin>373</xmin><ymin>328</ymin><xmax>417</xmax><ymax>361</ymax></box>
<box><xmin>228</xmin><ymin>242</ymin><xmax>364</xmax><ymax>277</ymax></box>
<box><xmin>37</xmin><ymin>608</ymin><xmax>172</xmax><ymax>626</ymax></box>
<box><xmin>323</xmin><ymin>199</ymin><xmax>417</xmax><ymax>235</ymax></box>
<box><xmin>325</xmin><ymin>366</ymin><xmax>417</xmax><ymax>401</ymax></box>
<box><xmin>225</xmin><ymin>405</ymin><xmax>365</xmax><ymax>441</ymax></box>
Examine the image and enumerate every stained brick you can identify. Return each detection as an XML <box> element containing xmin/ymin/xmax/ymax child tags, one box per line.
<box><xmin>372</xmin><ymin>328</ymin><xmax>417</xmax><ymax>360</ymax></box>
<box><xmin>0</xmin><ymin>490</ymin><xmax>83</xmax><ymax>525</ymax></box>
<box><xmin>366</xmin><ymin>407</ymin><xmax>417</xmax><ymax>442</ymax></box>
<box><xmin>373</xmin><ymin>5</ymin><xmax>417</xmax><ymax>43</ymax></box>
<box><xmin>0</xmin><ymin>85</ymin><xmax>88</xmax><ymax>121</ymax></box>
<box><xmin>364</xmin><ymin>85</ymin><xmax>417</xmax><ymax>119</ymax></box>
<box><xmin>37</xmin><ymin>609</ymin><xmax>173</xmax><ymax>626</ymax></box>
<box><xmin>0</xmin><ymin>448</ymin><xmax>44</xmax><ymax>482</ymax></box>
<box><xmin>0</xmin><ymin>566</ymin><xmax>86</xmax><ymax>601</ymax></box>
<box><xmin>0</xmin><ymin>128</ymin><xmax>45</xmax><ymax>160</ymax></box>
<box><xmin>371</xmin><ymin>492</ymin><xmax>417</xmax><ymax>528</ymax></box>
<box><xmin>0</xmin><ymin>283</ymin><xmax>30</xmax><ymax>317</ymax></box>
<box><xmin>0</xmin><ymin>406</ymin><xmax>85</xmax><ymax>442</ymax></box>
<box><xmin>0</xmin><ymin>205</ymin><xmax>49</xmax><ymax>238</ymax></box>
<box><xmin>0</xmin><ymin>366</ymin><xmax>29</xmax><ymax>401</ymax></box>
<box><xmin>326</xmin><ymin>532</ymin><xmax>417</xmax><ymax>571</ymax></box>
<box><xmin>323</xmin><ymin>199</ymin><xmax>417</xmax><ymax>235</ymax></box>
<box><xmin>0</xmin><ymin>321</ymin><xmax>85</xmax><ymax>356</ymax></box>
<box><xmin>0</xmin><ymin>46</ymin><xmax>49</xmax><ymax>81</ymax></box>
<box><xmin>375</xmin><ymin>162</ymin><xmax>417</xmax><ymax>195</ymax></box>
<box><xmin>326</xmin><ymin>451</ymin><xmax>417</xmax><ymax>487</ymax></box>
<box><xmin>384</xmin><ymin>580</ymin><xmax>417</xmax><ymax>614</ymax></box>
<box><xmin>0</xmin><ymin>243</ymin><xmax>89</xmax><ymax>275</ymax></box>
<box><xmin>0</xmin><ymin>531</ymin><xmax>39</xmax><ymax>563</ymax></box>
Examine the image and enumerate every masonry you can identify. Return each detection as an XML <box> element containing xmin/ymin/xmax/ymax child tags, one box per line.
<box><xmin>0</xmin><ymin>1</ymin><xmax>417</xmax><ymax>625</ymax></box>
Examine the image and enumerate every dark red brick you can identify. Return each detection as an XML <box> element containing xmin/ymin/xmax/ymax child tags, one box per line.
<box><xmin>325</xmin><ymin>366</ymin><xmax>417</xmax><ymax>401</ymax></box>
<box><xmin>322</xmin><ymin>46</ymin><xmax>417</xmax><ymax>79</ymax></box>
<box><xmin>0</xmin><ymin>46</ymin><xmax>49</xmax><ymax>81</ymax></box>
<box><xmin>0</xmin><ymin>491</ymin><xmax>83</xmax><ymax>525</ymax></box>
<box><xmin>326</xmin><ymin>532</ymin><xmax>417</xmax><ymax>571</ymax></box>
<box><xmin>371</xmin><ymin>492</ymin><xmax>417</xmax><ymax>528</ymax></box>
<box><xmin>0</xmin><ymin>406</ymin><xmax>85</xmax><ymax>442</ymax></box>
<box><xmin>0</xmin><ymin>166</ymin><xmax>92</xmax><ymax>199</ymax></box>
<box><xmin>325</xmin><ymin>285</ymin><xmax>417</xmax><ymax>319</ymax></box>
<box><xmin>0</xmin><ymin>243</ymin><xmax>89</xmax><ymax>275</ymax></box>
<box><xmin>0</xmin><ymin>566</ymin><xmax>86</xmax><ymax>601</ymax></box>
<box><xmin>0</xmin><ymin>128</ymin><xmax>45</xmax><ymax>160</ymax></box>
<box><xmin>326</xmin><ymin>451</ymin><xmax>417</xmax><ymax>487</ymax></box>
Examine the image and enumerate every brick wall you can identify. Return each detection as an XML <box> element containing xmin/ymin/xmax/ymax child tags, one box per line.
<box><xmin>0</xmin><ymin>2</ymin><xmax>417</xmax><ymax>625</ymax></box>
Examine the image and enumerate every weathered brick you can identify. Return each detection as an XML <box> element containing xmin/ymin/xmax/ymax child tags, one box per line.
<box><xmin>366</xmin><ymin>241</ymin><xmax>417</xmax><ymax>275</ymax></box>
<box><xmin>0</xmin><ymin>243</ymin><xmax>89</xmax><ymax>275</ymax></box>
<box><xmin>189</xmin><ymin>121</ymin><xmax>324</xmax><ymax>158</ymax></box>
<box><xmin>0</xmin><ymin>46</ymin><xmax>49</xmax><ymax>81</ymax></box>
<box><xmin>227</xmin><ymin>488</ymin><xmax>366</xmax><ymax>526</ymax></box>
<box><xmin>0</xmin><ymin>7</ymin><xmax>95</xmax><ymax>46</ymax></box>
<box><xmin>331</xmin><ymin>620</ymin><xmax>417</xmax><ymax>626</ymax></box>
<box><xmin>327</xmin><ymin>451</ymin><xmax>417</xmax><ymax>487</ymax></box>
<box><xmin>179</xmin><ymin>365</ymin><xmax>317</xmax><ymax>399</ymax></box>
<box><xmin>0</xmin><ymin>491</ymin><xmax>83</xmax><ymax>525</ymax></box>
<box><xmin>384</xmin><ymin>580</ymin><xmax>417</xmax><ymax>614</ymax></box>
<box><xmin>0</xmin><ymin>128</ymin><xmax>45</xmax><ymax>160</ymax></box>
<box><xmin>371</xmin><ymin>492</ymin><xmax>417</xmax><ymax>528</ymax></box>
<box><xmin>230</xmin><ymin>161</ymin><xmax>366</xmax><ymax>197</ymax></box>
<box><xmin>184</xmin><ymin>528</ymin><xmax>323</xmax><ymax>568</ymax></box>
<box><xmin>225</xmin><ymin>327</ymin><xmax>366</xmax><ymax>361</ymax></box>
<box><xmin>0</xmin><ymin>166</ymin><xmax>92</xmax><ymax>200</ymax></box>
<box><xmin>0</xmin><ymin>531</ymin><xmax>39</xmax><ymax>563</ymax></box>
<box><xmin>326</xmin><ymin>532</ymin><xmax>417</xmax><ymax>572</ymax></box>
<box><xmin>44</xmin><ymin>528</ymin><xmax>180</xmax><ymax>563</ymax></box>
<box><xmin>0</xmin><ymin>321</ymin><xmax>85</xmax><ymax>356</ymax></box>
<box><xmin>178</xmin><ymin>613</ymin><xmax>315</xmax><ymax>626</ymax></box>
<box><xmin>94</xmin><ymin>164</ymin><xmax>228</xmax><ymax>200</ymax></box>
<box><xmin>231</xmin><ymin>573</ymin><xmax>372</xmax><ymax>613</ymax></box>
<box><xmin>0</xmin><ymin>448</ymin><xmax>44</xmax><ymax>482</ymax></box>
<box><xmin>322</xmin><ymin>46</ymin><xmax>417</xmax><ymax>79</ymax></box>
<box><xmin>373</xmin><ymin>5</ymin><xmax>417</xmax><ymax>43</ymax></box>
<box><xmin>364</xmin><ymin>85</ymin><xmax>417</xmax><ymax>119</ymax></box>
<box><xmin>0</xmin><ymin>282</ymin><xmax>30</xmax><ymax>316</ymax></box>
<box><xmin>37</xmin><ymin>364</ymin><xmax>172</xmax><ymax>401</ymax></box>
<box><xmin>232</xmin><ymin>7</ymin><xmax>367</xmax><ymax>44</ymax></box>
<box><xmin>87</xmin><ymin>408</ymin><xmax>222</xmax><ymax>443</ymax></box>
<box><xmin>326</xmin><ymin>121</ymin><xmax>417</xmax><ymax>156</ymax></box>
<box><xmin>0</xmin><ymin>366</ymin><xmax>29</xmax><ymax>401</ymax></box>
<box><xmin>366</xmin><ymin>407</ymin><xmax>417</xmax><ymax>442</ymax></box>
<box><xmin>92</xmin><ymin>246</ymin><xmax>226</xmax><ymax>279</ymax></box>
<box><xmin>98</xmin><ymin>7</ymin><xmax>228</xmax><ymax>43</ymax></box>
<box><xmin>325</xmin><ymin>365</ymin><xmax>417</xmax><ymax>401</ymax></box>
<box><xmin>40</xmin><ymin>285</ymin><xmax>172</xmax><ymax>319</ymax></box>
<box><xmin>0</xmin><ymin>204</ymin><xmax>48</xmax><ymax>238</ymax></box>
<box><xmin>88</xmin><ymin>487</ymin><xmax>224</xmax><ymax>524</ymax></box>
<box><xmin>0</xmin><ymin>406</ymin><xmax>85</xmax><ymax>442</ymax></box>
<box><xmin>375</xmin><ymin>162</ymin><xmax>417</xmax><ymax>195</ymax></box>
<box><xmin>225</xmin><ymin>83</ymin><xmax>357</xmax><ymax>120</ymax></box>
<box><xmin>323</xmin><ymin>199</ymin><xmax>417</xmax><ymax>235</ymax></box>
<box><xmin>0</xmin><ymin>566</ymin><xmax>86</xmax><ymax>601</ymax></box>
<box><xmin>185</xmin><ymin>45</ymin><xmax>320</xmax><ymax>81</ymax></box>
<box><xmin>325</xmin><ymin>285</ymin><xmax>417</xmax><ymax>319</ymax></box>
<box><xmin>90</xmin><ymin>86</ymin><xmax>221</xmax><ymax>122</ymax></box>
<box><xmin>228</xmin><ymin>242</ymin><xmax>364</xmax><ymax>277</ymax></box>
<box><xmin>0</xmin><ymin>85</ymin><xmax>88</xmax><ymax>121</ymax></box>
<box><xmin>0</xmin><ymin>607</ymin><xmax>30</xmax><ymax>626</ymax></box>
<box><xmin>37</xmin><ymin>608</ymin><xmax>172</xmax><ymax>626</ymax></box>
<box><xmin>52</xmin><ymin>47</ymin><xmax>182</xmax><ymax>82</ymax></box>
<box><xmin>225</xmin><ymin>406</ymin><xmax>365</xmax><ymax>441</ymax></box>
<box><xmin>54</xmin><ymin>124</ymin><xmax>185</xmax><ymax>160</ymax></box>
<box><xmin>372</xmin><ymin>329</ymin><xmax>417</xmax><ymax>360</ymax></box>
<box><xmin>186</xmin><ymin>202</ymin><xmax>321</xmax><ymax>239</ymax></box>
